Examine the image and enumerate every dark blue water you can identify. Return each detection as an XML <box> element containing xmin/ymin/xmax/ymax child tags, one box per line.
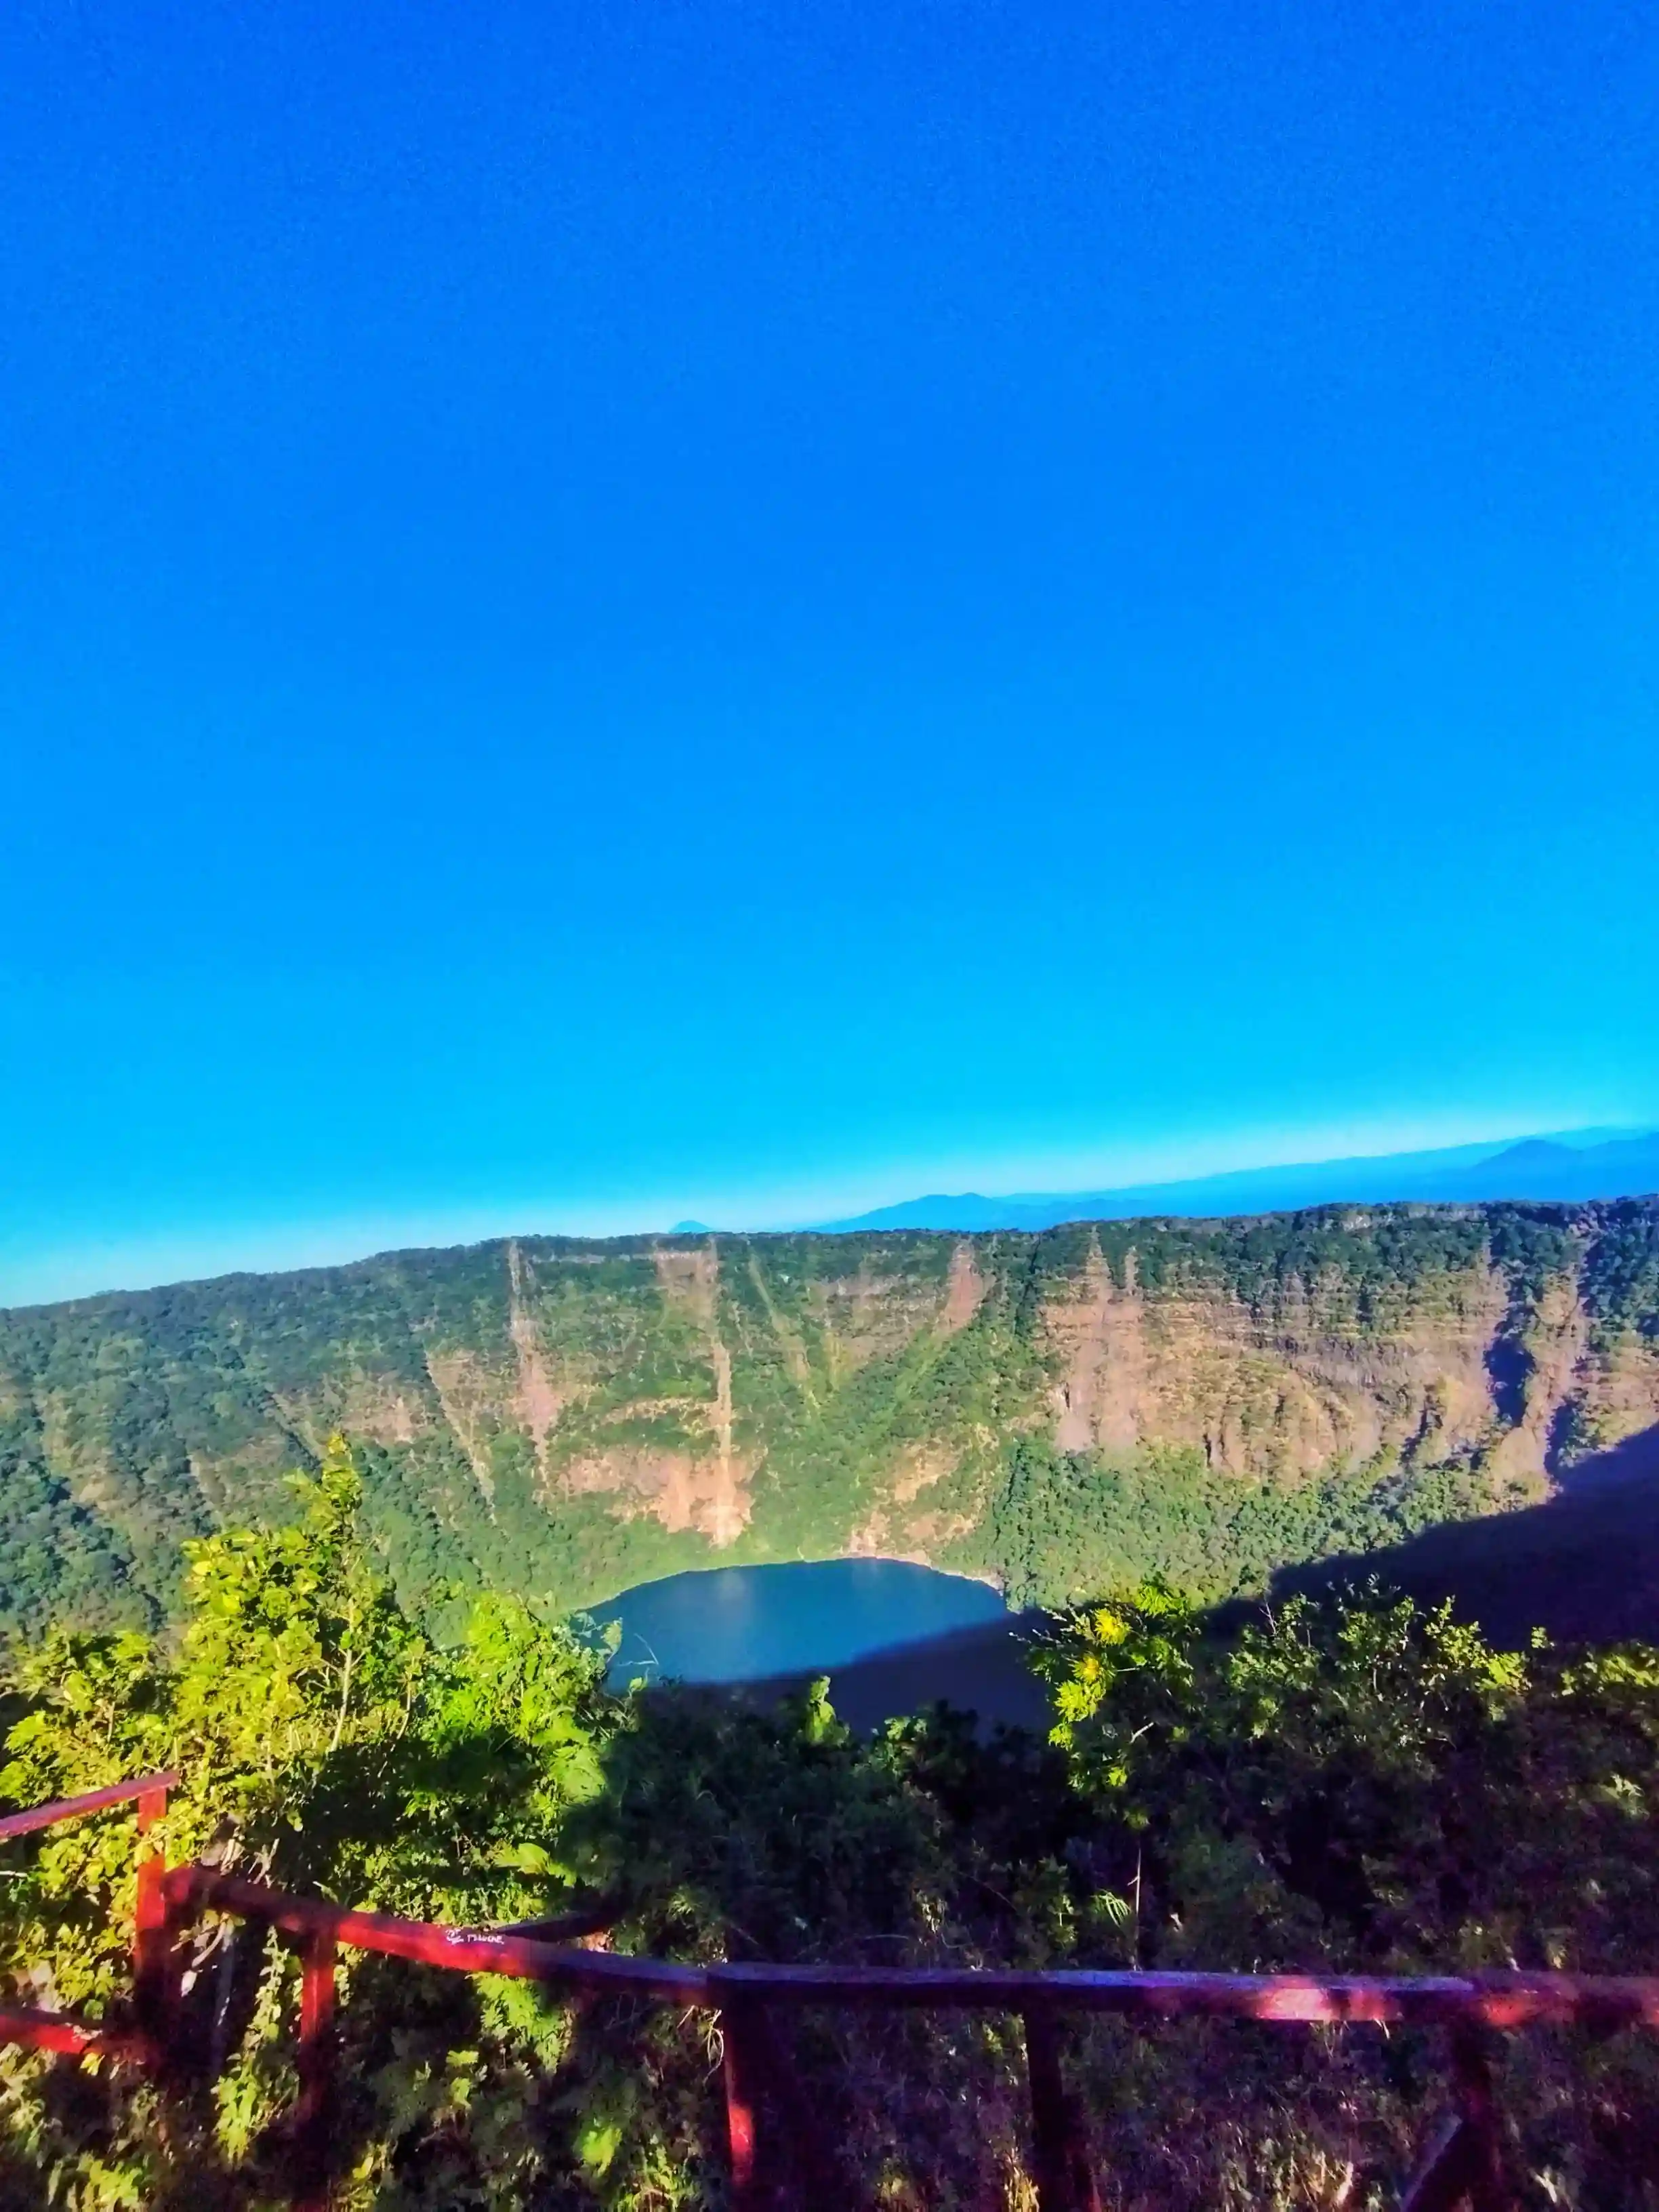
<box><xmin>586</xmin><ymin>1558</ymin><xmax>1010</xmax><ymax>1687</ymax></box>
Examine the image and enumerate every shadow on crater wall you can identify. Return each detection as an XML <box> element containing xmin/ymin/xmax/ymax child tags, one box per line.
<box><xmin>684</xmin><ymin>1424</ymin><xmax>1659</xmax><ymax>1732</ymax></box>
<box><xmin>1272</xmin><ymin>1421</ymin><xmax>1659</xmax><ymax>1649</ymax></box>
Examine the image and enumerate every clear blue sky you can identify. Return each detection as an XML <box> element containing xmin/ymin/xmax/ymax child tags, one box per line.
<box><xmin>3</xmin><ymin>0</ymin><xmax>1658</xmax><ymax>1302</ymax></box>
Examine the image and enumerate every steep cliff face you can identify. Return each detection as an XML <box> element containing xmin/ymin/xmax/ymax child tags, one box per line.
<box><xmin>0</xmin><ymin>1202</ymin><xmax>1655</xmax><ymax>1633</ymax></box>
<box><xmin>1042</xmin><ymin>1246</ymin><xmax>1509</xmax><ymax>1473</ymax></box>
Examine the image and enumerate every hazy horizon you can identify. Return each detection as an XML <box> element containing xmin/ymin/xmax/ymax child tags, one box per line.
<box><xmin>7</xmin><ymin>1115</ymin><xmax>1656</xmax><ymax>1309</ymax></box>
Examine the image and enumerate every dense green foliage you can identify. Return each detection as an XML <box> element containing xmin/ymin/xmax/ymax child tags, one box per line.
<box><xmin>0</xmin><ymin>1202</ymin><xmax>1654</xmax><ymax>1640</ymax></box>
<box><xmin>988</xmin><ymin>1439</ymin><xmax>1511</xmax><ymax>1610</ymax></box>
<box><xmin>0</xmin><ymin>1441</ymin><xmax>619</xmax><ymax>2207</ymax></box>
<box><xmin>2</xmin><ymin>1450</ymin><xmax>1659</xmax><ymax>2206</ymax></box>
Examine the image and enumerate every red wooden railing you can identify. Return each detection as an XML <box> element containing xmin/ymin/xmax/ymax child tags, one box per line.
<box><xmin>4</xmin><ymin>1774</ymin><xmax>1658</xmax><ymax>2209</ymax></box>
<box><xmin>0</xmin><ymin>1770</ymin><xmax>177</xmax><ymax>2071</ymax></box>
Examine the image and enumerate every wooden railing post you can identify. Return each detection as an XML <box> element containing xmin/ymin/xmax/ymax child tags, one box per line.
<box><xmin>744</xmin><ymin>1999</ymin><xmax>841</xmax><ymax>2212</ymax></box>
<box><xmin>721</xmin><ymin>1994</ymin><xmax>771</xmax><ymax>2211</ymax></box>
<box><xmin>291</xmin><ymin>1929</ymin><xmax>339</xmax><ymax>2212</ymax></box>
<box><xmin>1023</xmin><ymin>2006</ymin><xmax>1100</xmax><ymax>2212</ymax></box>
<box><xmin>1401</xmin><ymin>2022</ymin><xmax>1512</xmax><ymax>2212</ymax></box>
<box><xmin>131</xmin><ymin>1780</ymin><xmax>180</xmax><ymax>2082</ymax></box>
<box><xmin>89</xmin><ymin>1858</ymin><xmax>1659</xmax><ymax>2212</ymax></box>
<box><xmin>718</xmin><ymin>1985</ymin><xmax>846</xmax><ymax>2209</ymax></box>
<box><xmin>1450</xmin><ymin>2020</ymin><xmax>1510</xmax><ymax>2212</ymax></box>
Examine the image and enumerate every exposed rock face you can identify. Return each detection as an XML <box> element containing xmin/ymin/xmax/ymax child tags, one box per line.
<box><xmin>562</xmin><ymin>1438</ymin><xmax>752</xmax><ymax>1546</ymax></box>
<box><xmin>1044</xmin><ymin>1244</ymin><xmax>1525</xmax><ymax>1479</ymax></box>
<box><xmin>941</xmin><ymin>1242</ymin><xmax>988</xmax><ymax>1335</ymax></box>
<box><xmin>506</xmin><ymin>1240</ymin><xmax>565</xmax><ymax>1472</ymax></box>
<box><xmin>0</xmin><ymin>1202</ymin><xmax>1654</xmax><ymax>1631</ymax></box>
<box><xmin>1565</xmin><ymin>1331</ymin><xmax>1659</xmax><ymax>1458</ymax></box>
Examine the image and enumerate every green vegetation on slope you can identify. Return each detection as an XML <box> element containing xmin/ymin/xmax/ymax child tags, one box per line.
<box><xmin>983</xmin><ymin>1438</ymin><xmax>1512</xmax><ymax>1610</ymax></box>
<box><xmin>3</xmin><ymin>1450</ymin><xmax>1659</xmax><ymax>2206</ymax></box>
<box><xmin>0</xmin><ymin>1202</ymin><xmax>1654</xmax><ymax>1638</ymax></box>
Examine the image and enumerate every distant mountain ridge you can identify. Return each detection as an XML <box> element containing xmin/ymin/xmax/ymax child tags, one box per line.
<box><xmin>3</xmin><ymin>1199</ymin><xmax>1658</xmax><ymax>1648</ymax></box>
<box><xmin>818</xmin><ymin>1128</ymin><xmax>1659</xmax><ymax>1234</ymax></box>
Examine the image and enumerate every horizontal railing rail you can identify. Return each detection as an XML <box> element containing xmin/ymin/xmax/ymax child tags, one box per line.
<box><xmin>161</xmin><ymin>1860</ymin><xmax>1658</xmax><ymax>2212</ymax></box>
<box><xmin>0</xmin><ymin>2002</ymin><xmax>112</xmax><ymax>2060</ymax></box>
<box><xmin>2</xmin><ymin>1776</ymin><xmax>1656</xmax><ymax>2212</ymax></box>
<box><xmin>0</xmin><ymin>1770</ymin><xmax>179</xmax><ymax>1844</ymax></box>
<box><xmin>0</xmin><ymin>1771</ymin><xmax>178</xmax><ymax>2065</ymax></box>
<box><xmin>150</xmin><ymin>1866</ymin><xmax>1659</xmax><ymax>2027</ymax></box>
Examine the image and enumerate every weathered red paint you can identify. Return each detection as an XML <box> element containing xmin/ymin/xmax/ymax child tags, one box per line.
<box><xmin>0</xmin><ymin>2005</ymin><xmax>111</xmax><ymax>2059</ymax></box>
<box><xmin>131</xmin><ymin>1781</ymin><xmax>176</xmax><ymax>2077</ymax></box>
<box><xmin>720</xmin><ymin>1997</ymin><xmax>766</xmax><ymax>2212</ymax></box>
<box><xmin>292</xmin><ymin>1930</ymin><xmax>338</xmax><ymax>2212</ymax></box>
<box><xmin>154</xmin><ymin>1871</ymin><xmax>1659</xmax><ymax>2028</ymax></box>
<box><xmin>5</xmin><ymin>1776</ymin><xmax>1658</xmax><ymax>2211</ymax></box>
<box><xmin>0</xmin><ymin>1770</ymin><xmax>178</xmax><ymax>1843</ymax></box>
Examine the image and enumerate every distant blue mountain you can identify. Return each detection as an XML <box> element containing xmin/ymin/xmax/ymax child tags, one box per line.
<box><xmin>817</xmin><ymin>1128</ymin><xmax>1659</xmax><ymax>1233</ymax></box>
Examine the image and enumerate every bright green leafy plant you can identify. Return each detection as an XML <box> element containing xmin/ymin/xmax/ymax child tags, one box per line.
<box><xmin>3</xmin><ymin>1443</ymin><xmax>1659</xmax><ymax>2207</ymax></box>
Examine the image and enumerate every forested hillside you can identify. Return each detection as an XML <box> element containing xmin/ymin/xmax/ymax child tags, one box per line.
<box><xmin>1</xmin><ymin>1202</ymin><xmax>1656</xmax><ymax>1635</ymax></box>
<box><xmin>6</xmin><ymin>1452</ymin><xmax>1659</xmax><ymax>2207</ymax></box>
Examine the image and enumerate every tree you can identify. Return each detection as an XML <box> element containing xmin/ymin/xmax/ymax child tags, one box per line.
<box><xmin>0</xmin><ymin>1438</ymin><xmax>617</xmax><ymax>2209</ymax></box>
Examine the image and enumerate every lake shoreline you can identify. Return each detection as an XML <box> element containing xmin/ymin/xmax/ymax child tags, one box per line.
<box><xmin>580</xmin><ymin>1550</ymin><xmax>1007</xmax><ymax>1619</ymax></box>
<box><xmin>583</xmin><ymin>1556</ymin><xmax>1015</xmax><ymax>1697</ymax></box>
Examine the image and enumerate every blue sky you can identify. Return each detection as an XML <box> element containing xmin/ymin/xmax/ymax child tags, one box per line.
<box><xmin>3</xmin><ymin>0</ymin><xmax>1658</xmax><ymax>1303</ymax></box>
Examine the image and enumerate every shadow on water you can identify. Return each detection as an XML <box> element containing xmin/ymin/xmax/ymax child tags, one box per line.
<box><xmin>533</xmin><ymin>1430</ymin><xmax>1659</xmax><ymax>2208</ymax></box>
<box><xmin>728</xmin><ymin>1612</ymin><xmax>1054</xmax><ymax>1733</ymax></box>
<box><xmin>653</xmin><ymin>1422</ymin><xmax>1659</xmax><ymax>1734</ymax></box>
